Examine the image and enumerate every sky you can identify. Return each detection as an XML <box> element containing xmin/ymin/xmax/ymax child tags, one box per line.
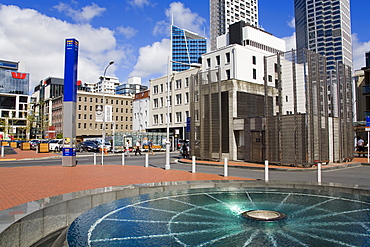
<box><xmin>0</xmin><ymin>0</ymin><xmax>369</xmax><ymax>92</ymax></box>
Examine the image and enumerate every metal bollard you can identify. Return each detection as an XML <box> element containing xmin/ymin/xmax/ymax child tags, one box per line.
<box><xmin>94</xmin><ymin>152</ymin><xmax>96</xmax><ymax>165</ymax></box>
<box><xmin>1</xmin><ymin>146</ymin><xmax>4</xmax><ymax>157</ymax></box>
<box><xmin>192</xmin><ymin>156</ymin><xmax>196</xmax><ymax>173</ymax></box>
<box><xmin>122</xmin><ymin>152</ymin><xmax>125</xmax><ymax>166</ymax></box>
<box><xmin>317</xmin><ymin>162</ymin><xmax>322</xmax><ymax>183</ymax></box>
<box><xmin>145</xmin><ymin>153</ymin><xmax>149</xmax><ymax>167</ymax></box>
<box><xmin>224</xmin><ymin>157</ymin><xmax>228</xmax><ymax>177</ymax></box>
<box><xmin>264</xmin><ymin>160</ymin><xmax>269</xmax><ymax>182</ymax></box>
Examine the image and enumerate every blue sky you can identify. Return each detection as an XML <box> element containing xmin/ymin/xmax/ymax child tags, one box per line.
<box><xmin>0</xmin><ymin>0</ymin><xmax>369</xmax><ymax>91</ymax></box>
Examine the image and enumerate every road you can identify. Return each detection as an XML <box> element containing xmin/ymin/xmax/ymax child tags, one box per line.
<box><xmin>1</xmin><ymin>152</ymin><xmax>369</xmax><ymax>188</ymax></box>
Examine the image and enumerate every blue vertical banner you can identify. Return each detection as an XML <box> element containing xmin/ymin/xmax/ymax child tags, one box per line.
<box><xmin>64</xmin><ymin>38</ymin><xmax>79</xmax><ymax>102</ymax></box>
<box><xmin>186</xmin><ymin>117</ymin><xmax>191</xmax><ymax>132</ymax></box>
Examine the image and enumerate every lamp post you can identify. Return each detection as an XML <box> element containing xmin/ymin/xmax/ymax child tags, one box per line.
<box><xmin>165</xmin><ymin>60</ymin><xmax>201</xmax><ymax>170</ymax></box>
<box><xmin>101</xmin><ymin>60</ymin><xmax>114</xmax><ymax>165</ymax></box>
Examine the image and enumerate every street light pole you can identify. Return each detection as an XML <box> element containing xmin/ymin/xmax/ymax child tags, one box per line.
<box><xmin>101</xmin><ymin>60</ymin><xmax>114</xmax><ymax>165</ymax></box>
<box><xmin>165</xmin><ymin>57</ymin><xmax>172</xmax><ymax>170</ymax></box>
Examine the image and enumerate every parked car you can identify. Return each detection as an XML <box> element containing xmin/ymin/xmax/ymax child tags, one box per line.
<box><xmin>48</xmin><ymin>139</ymin><xmax>63</xmax><ymax>152</ymax></box>
<box><xmin>76</xmin><ymin>141</ymin><xmax>99</xmax><ymax>152</ymax></box>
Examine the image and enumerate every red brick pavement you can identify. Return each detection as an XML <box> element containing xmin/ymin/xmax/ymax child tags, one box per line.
<box><xmin>0</xmin><ymin>148</ymin><xmax>365</xmax><ymax>211</ymax></box>
<box><xmin>0</xmin><ymin>165</ymin><xmax>252</xmax><ymax>211</ymax></box>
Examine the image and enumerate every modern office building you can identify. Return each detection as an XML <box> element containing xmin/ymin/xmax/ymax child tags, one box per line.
<box><xmin>171</xmin><ymin>25</ymin><xmax>207</xmax><ymax>72</ymax></box>
<box><xmin>0</xmin><ymin>59</ymin><xmax>31</xmax><ymax>139</ymax></box>
<box><xmin>116</xmin><ymin>76</ymin><xmax>148</xmax><ymax>96</ymax></box>
<box><xmin>294</xmin><ymin>0</ymin><xmax>352</xmax><ymax>70</ymax></box>
<box><xmin>87</xmin><ymin>76</ymin><xmax>121</xmax><ymax>94</ymax></box>
<box><xmin>210</xmin><ymin>0</ymin><xmax>259</xmax><ymax>51</ymax></box>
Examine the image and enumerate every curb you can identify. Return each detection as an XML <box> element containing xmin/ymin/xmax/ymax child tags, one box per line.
<box><xmin>176</xmin><ymin>159</ymin><xmax>364</xmax><ymax>172</ymax></box>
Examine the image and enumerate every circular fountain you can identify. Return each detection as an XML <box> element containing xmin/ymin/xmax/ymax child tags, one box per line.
<box><xmin>67</xmin><ymin>185</ymin><xmax>370</xmax><ymax>246</ymax></box>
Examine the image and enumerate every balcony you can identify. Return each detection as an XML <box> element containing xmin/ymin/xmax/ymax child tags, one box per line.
<box><xmin>362</xmin><ymin>85</ymin><xmax>370</xmax><ymax>95</ymax></box>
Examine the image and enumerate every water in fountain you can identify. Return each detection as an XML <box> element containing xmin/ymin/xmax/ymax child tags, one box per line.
<box><xmin>67</xmin><ymin>187</ymin><xmax>370</xmax><ymax>246</ymax></box>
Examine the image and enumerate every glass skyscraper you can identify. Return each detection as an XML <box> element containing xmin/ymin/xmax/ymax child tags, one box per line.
<box><xmin>294</xmin><ymin>0</ymin><xmax>352</xmax><ymax>70</ymax></box>
<box><xmin>210</xmin><ymin>0</ymin><xmax>259</xmax><ymax>51</ymax></box>
<box><xmin>171</xmin><ymin>25</ymin><xmax>207</xmax><ymax>72</ymax></box>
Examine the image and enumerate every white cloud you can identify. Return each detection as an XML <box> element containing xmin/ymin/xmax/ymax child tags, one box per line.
<box><xmin>116</xmin><ymin>26</ymin><xmax>138</xmax><ymax>39</ymax></box>
<box><xmin>352</xmin><ymin>33</ymin><xmax>370</xmax><ymax>70</ymax></box>
<box><xmin>288</xmin><ymin>17</ymin><xmax>295</xmax><ymax>28</ymax></box>
<box><xmin>0</xmin><ymin>4</ymin><xmax>127</xmax><ymax>90</ymax></box>
<box><xmin>154</xmin><ymin>2</ymin><xmax>206</xmax><ymax>36</ymax></box>
<box><xmin>129</xmin><ymin>39</ymin><xmax>170</xmax><ymax>78</ymax></box>
<box><xmin>53</xmin><ymin>2</ymin><xmax>106</xmax><ymax>23</ymax></box>
<box><xmin>128</xmin><ymin>0</ymin><xmax>150</xmax><ymax>8</ymax></box>
<box><xmin>282</xmin><ymin>32</ymin><xmax>296</xmax><ymax>51</ymax></box>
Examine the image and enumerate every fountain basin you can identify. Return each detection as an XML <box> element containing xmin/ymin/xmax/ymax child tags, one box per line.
<box><xmin>67</xmin><ymin>186</ymin><xmax>370</xmax><ymax>246</ymax></box>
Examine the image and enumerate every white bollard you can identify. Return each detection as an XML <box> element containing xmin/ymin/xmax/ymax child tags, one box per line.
<box><xmin>122</xmin><ymin>152</ymin><xmax>125</xmax><ymax>166</ymax></box>
<box><xmin>224</xmin><ymin>157</ymin><xmax>228</xmax><ymax>177</ymax></box>
<box><xmin>94</xmin><ymin>152</ymin><xmax>96</xmax><ymax>165</ymax></box>
<box><xmin>192</xmin><ymin>156</ymin><xmax>196</xmax><ymax>173</ymax></box>
<box><xmin>264</xmin><ymin>160</ymin><xmax>269</xmax><ymax>182</ymax></box>
<box><xmin>1</xmin><ymin>146</ymin><xmax>4</xmax><ymax>157</ymax></box>
<box><xmin>317</xmin><ymin>162</ymin><xmax>322</xmax><ymax>183</ymax></box>
<box><xmin>145</xmin><ymin>153</ymin><xmax>149</xmax><ymax>167</ymax></box>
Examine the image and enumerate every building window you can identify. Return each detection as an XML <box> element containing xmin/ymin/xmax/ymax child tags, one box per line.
<box><xmin>78</xmin><ymin>105</ymin><xmax>81</xmax><ymax>110</ymax></box>
<box><xmin>216</xmin><ymin>55</ymin><xmax>220</xmax><ymax>66</ymax></box>
<box><xmin>226</xmin><ymin>52</ymin><xmax>230</xmax><ymax>63</ymax></box>
<box><xmin>154</xmin><ymin>98</ymin><xmax>158</xmax><ymax>108</ymax></box>
<box><xmin>78</xmin><ymin>114</ymin><xmax>81</xmax><ymax>119</ymax></box>
<box><xmin>160</xmin><ymin>84</ymin><xmax>163</xmax><ymax>93</ymax></box>
<box><xmin>226</xmin><ymin>70</ymin><xmax>231</xmax><ymax>80</ymax></box>
<box><xmin>207</xmin><ymin>58</ymin><xmax>211</xmax><ymax>67</ymax></box>
<box><xmin>78</xmin><ymin>123</ymin><xmax>81</xmax><ymax>128</ymax></box>
<box><xmin>176</xmin><ymin>112</ymin><xmax>182</xmax><ymax>123</ymax></box>
<box><xmin>185</xmin><ymin>92</ymin><xmax>189</xmax><ymax>104</ymax></box>
<box><xmin>176</xmin><ymin>79</ymin><xmax>182</xmax><ymax>89</ymax></box>
<box><xmin>160</xmin><ymin>114</ymin><xmax>163</xmax><ymax>124</ymax></box>
<box><xmin>253</xmin><ymin>68</ymin><xmax>257</xmax><ymax>80</ymax></box>
<box><xmin>185</xmin><ymin>77</ymin><xmax>189</xmax><ymax>87</ymax></box>
<box><xmin>153</xmin><ymin>85</ymin><xmax>158</xmax><ymax>94</ymax></box>
<box><xmin>176</xmin><ymin>94</ymin><xmax>182</xmax><ymax>105</ymax></box>
<box><xmin>268</xmin><ymin>75</ymin><xmax>272</xmax><ymax>82</ymax></box>
<box><xmin>252</xmin><ymin>56</ymin><xmax>256</xmax><ymax>65</ymax></box>
<box><xmin>90</xmin><ymin>106</ymin><xmax>93</xmax><ymax>111</ymax></box>
<box><xmin>160</xmin><ymin>97</ymin><xmax>163</xmax><ymax>107</ymax></box>
<box><xmin>153</xmin><ymin>115</ymin><xmax>158</xmax><ymax>124</ymax></box>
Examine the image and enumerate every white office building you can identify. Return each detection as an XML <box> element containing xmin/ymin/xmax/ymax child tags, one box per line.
<box><xmin>210</xmin><ymin>0</ymin><xmax>259</xmax><ymax>51</ymax></box>
<box><xmin>149</xmin><ymin>68</ymin><xmax>199</xmax><ymax>145</ymax></box>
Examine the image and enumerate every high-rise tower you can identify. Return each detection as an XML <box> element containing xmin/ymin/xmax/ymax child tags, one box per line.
<box><xmin>210</xmin><ymin>0</ymin><xmax>259</xmax><ymax>51</ymax></box>
<box><xmin>171</xmin><ymin>25</ymin><xmax>207</xmax><ymax>72</ymax></box>
<box><xmin>294</xmin><ymin>0</ymin><xmax>352</xmax><ymax>70</ymax></box>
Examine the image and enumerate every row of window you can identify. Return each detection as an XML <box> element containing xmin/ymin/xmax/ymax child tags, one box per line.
<box><xmin>153</xmin><ymin>111</ymin><xmax>190</xmax><ymax>125</ymax></box>
<box><xmin>77</xmin><ymin>104</ymin><xmax>132</xmax><ymax>113</ymax></box>
<box><xmin>78</xmin><ymin>96</ymin><xmax>131</xmax><ymax>106</ymax></box>
<box><xmin>153</xmin><ymin>92</ymin><xmax>190</xmax><ymax>108</ymax></box>
<box><xmin>152</xmin><ymin>78</ymin><xmax>190</xmax><ymax>94</ymax></box>
<box><xmin>77</xmin><ymin>123</ymin><xmax>132</xmax><ymax>130</ymax></box>
<box><xmin>77</xmin><ymin>114</ymin><xmax>132</xmax><ymax>122</ymax></box>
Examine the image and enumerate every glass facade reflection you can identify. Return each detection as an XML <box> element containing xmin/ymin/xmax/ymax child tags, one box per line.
<box><xmin>0</xmin><ymin>70</ymin><xmax>29</xmax><ymax>95</ymax></box>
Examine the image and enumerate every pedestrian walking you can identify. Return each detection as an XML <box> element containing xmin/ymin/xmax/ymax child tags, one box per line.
<box><xmin>135</xmin><ymin>140</ymin><xmax>142</xmax><ymax>156</ymax></box>
<box><xmin>125</xmin><ymin>140</ymin><xmax>130</xmax><ymax>157</ymax></box>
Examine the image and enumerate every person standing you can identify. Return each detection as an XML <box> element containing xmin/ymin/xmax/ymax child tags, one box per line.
<box><xmin>357</xmin><ymin>137</ymin><xmax>365</xmax><ymax>157</ymax></box>
<box><xmin>125</xmin><ymin>140</ymin><xmax>130</xmax><ymax>157</ymax></box>
<box><xmin>135</xmin><ymin>140</ymin><xmax>142</xmax><ymax>156</ymax></box>
<box><xmin>148</xmin><ymin>139</ymin><xmax>154</xmax><ymax>155</ymax></box>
